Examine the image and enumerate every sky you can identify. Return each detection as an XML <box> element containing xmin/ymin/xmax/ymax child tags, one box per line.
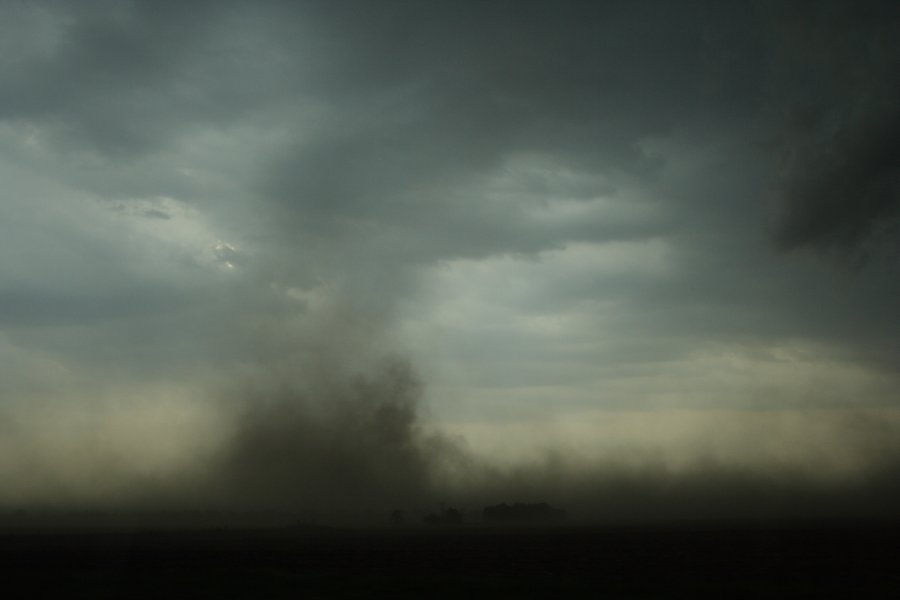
<box><xmin>1</xmin><ymin>0</ymin><xmax>898</xmax><ymax>520</ymax></box>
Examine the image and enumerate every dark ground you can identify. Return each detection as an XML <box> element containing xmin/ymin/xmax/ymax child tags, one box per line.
<box><xmin>2</xmin><ymin>520</ymin><xmax>899</xmax><ymax>598</ymax></box>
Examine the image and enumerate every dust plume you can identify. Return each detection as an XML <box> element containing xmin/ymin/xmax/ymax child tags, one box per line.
<box><xmin>211</xmin><ymin>356</ymin><xmax>464</xmax><ymax>517</ymax></box>
<box><xmin>4</xmin><ymin>366</ymin><xmax>900</xmax><ymax>524</ymax></box>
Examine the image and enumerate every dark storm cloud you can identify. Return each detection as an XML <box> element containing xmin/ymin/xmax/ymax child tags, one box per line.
<box><xmin>775</xmin><ymin>96</ymin><xmax>900</xmax><ymax>256</ymax></box>
<box><xmin>2</xmin><ymin>0</ymin><xmax>760</xmax><ymax>252</ymax></box>
<box><xmin>257</xmin><ymin>1</ymin><xmax>766</xmax><ymax>263</ymax></box>
<box><xmin>0</xmin><ymin>0</ymin><xmax>282</xmax><ymax>157</ymax></box>
<box><xmin>13</xmin><ymin>0</ymin><xmax>895</xmax><ymax>269</ymax></box>
<box><xmin>769</xmin><ymin>0</ymin><xmax>900</xmax><ymax>256</ymax></box>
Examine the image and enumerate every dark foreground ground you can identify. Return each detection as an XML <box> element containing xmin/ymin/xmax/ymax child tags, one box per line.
<box><xmin>2</xmin><ymin>521</ymin><xmax>898</xmax><ymax>598</ymax></box>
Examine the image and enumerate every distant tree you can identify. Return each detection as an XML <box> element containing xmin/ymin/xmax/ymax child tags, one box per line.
<box><xmin>483</xmin><ymin>502</ymin><xmax>566</xmax><ymax>523</ymax></box>
<box><xmin>442</xmin><ymin>507</ymin><xmax>462</xmax><ymax>525</ymax></box>
<box><xmin>423</xmin><ymin>507</ymin><xmax>463</xmax><ymax>525</ymax></box>
<box><xmin>389</xmin><ymin>509</ymin><xmax>405</xmax><ymax>526</ymax></box>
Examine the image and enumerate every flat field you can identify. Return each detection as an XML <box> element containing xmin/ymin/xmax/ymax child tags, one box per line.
<box><xmin>2</xmin><ymin>521</ymin><xmax>898</xmax><ymax>598</ymax></box>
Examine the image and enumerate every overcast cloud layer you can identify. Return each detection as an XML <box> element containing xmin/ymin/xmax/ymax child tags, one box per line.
<box><xmin>1</xmin><ymin>0</ymin><xmax>898</xmax><ymax>519</ymax></box>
